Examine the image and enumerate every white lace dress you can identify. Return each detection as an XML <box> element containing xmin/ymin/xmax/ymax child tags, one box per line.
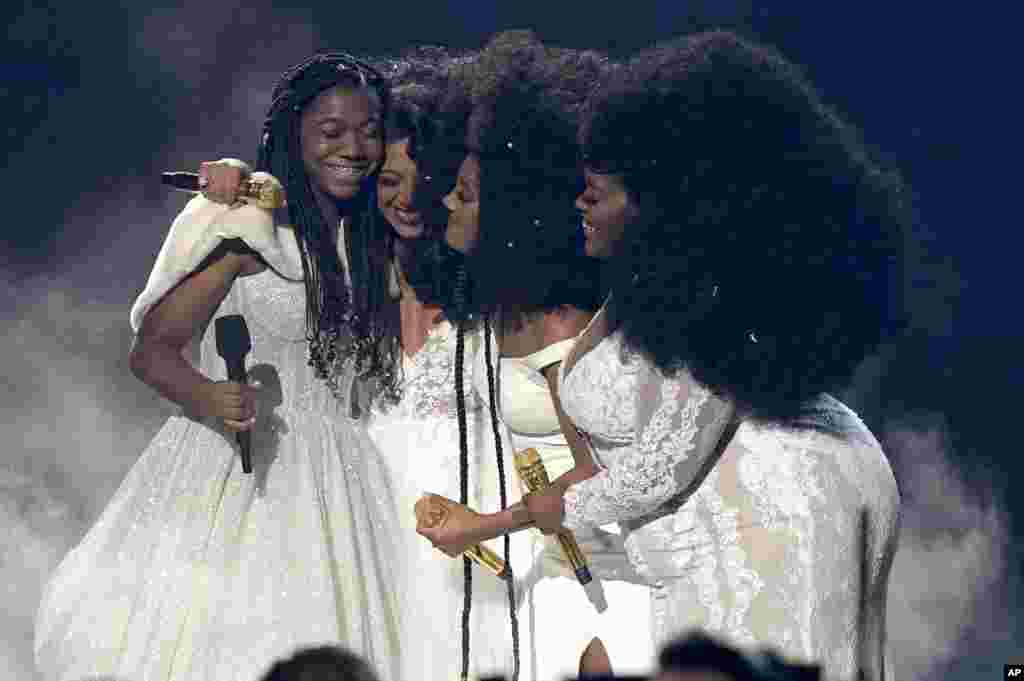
<box><xmin>365</xmin><ymin>321</ymin><xmax>525</xmax><ymax>681</ymax></box>
<box><xmin>492</xmin><ymin>340</ymin><xmax>655</xmax><ymax>680</ymax></box>
<box><xmin>558</xmin><ymin>328</ymin><xmax>901</xmax><ymax>681</ymax></box>
<box><xmin>34</xmin><ymin>197</ymin><xmax>403</xmax><ymax>681</ymax></box>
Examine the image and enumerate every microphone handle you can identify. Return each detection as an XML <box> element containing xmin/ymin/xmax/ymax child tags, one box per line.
<box><xmin>554</xmin><ymin>531</ymin><xmax>593</xmax><ymax>585</ymax></box>
<box><xmin>225</xmin><ymin>357</ymin><xmax>253</xmax><ymax>474</ymax></box>
<box><xmin>513</xmin><ymin>449</ymin><xmax>593</xmax><ymax>585</ymax></box>
<box><xmin>236</xmin><ymin>431</ymin><xmax>252</xmax><ymax>475</ymax></box>
<box><xmin>464</xmin><ymin>544</ymin><xmax>510</xmax><ymax>581</ymax></box>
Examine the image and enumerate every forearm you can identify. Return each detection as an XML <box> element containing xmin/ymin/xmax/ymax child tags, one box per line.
<box><xmin>472</xmin><ymin>501</ymin><xmax>536</xmax><ymax>544</ymax></box>
<box><xmin>129</xmin><ymin>340</ymin><xmax>213</xmax><ymax>416</ymax></box>
<box><xmin>550</xmin><ymin>464</ymin><xmax>598</xmax><ymax>493</ymax></box>
<box><xmin>129</xmin><ymin>249</ymin><xmax>245</xmax><ymax>416</ymax></box>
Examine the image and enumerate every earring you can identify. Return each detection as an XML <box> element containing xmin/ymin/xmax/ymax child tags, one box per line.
<box><xmin>388</xmin><ymin>260</ymin><xmax>402</xmax><ymax>300</ymax></box>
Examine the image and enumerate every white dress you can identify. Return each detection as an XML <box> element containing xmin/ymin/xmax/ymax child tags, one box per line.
<box><xmin>365</xmin><ymin>320</ymin><xmax>524</xmax><ymax>681</ymax></box>
<box><xmin>35</xmin><ymin>197</ymin><xmax>403</xmax><ymax>681</ymax></box>
<box><xmin>492</xmin><ymin>339</ymin><xmax>655</xmax><ymax>680</ymax></box>
<box><xmin>558</xmin><ymin>326</ymin><xmax>901</xmax><ymax>681</ymax></box>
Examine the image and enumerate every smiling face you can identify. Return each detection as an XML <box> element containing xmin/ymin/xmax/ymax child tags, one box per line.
<box><xmin>377</xmin><ymin>138</ymin><xmax>426</xmax><ymax>240</ymax></box>
<box><xmin>300</xmin><ymin>85</ymin><xmax>384</xmax><ymax>202</ymax></box>
<box><xmin>442</xmin><ymin>154</ymin><xmax>481</xmax><ymax>253</ymax></box>
<box><xmin>575</xmin><ymin>168</ymin><xmax>639</xmax><ymax>258</ymax></box>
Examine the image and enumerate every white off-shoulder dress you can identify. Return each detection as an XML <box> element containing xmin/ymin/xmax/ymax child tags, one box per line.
<box><xmin>558</xmin><ymin>317</ymin><xmax>901</xmax><ymax>681</ymax></box>
<box><xmin>35</xmin><ymin>197</ymin><xmax>403</xmax><ymax>681</ymax></box>
<box><xmin>492</xmin><ymin>339</ymin><xmax>656</xmax><ymax>679</ymax></box>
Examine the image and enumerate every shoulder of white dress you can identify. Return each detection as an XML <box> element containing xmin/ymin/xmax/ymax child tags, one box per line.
<box><xmin>521</xmin><ymin>337</ymin><xmax>578</xmax><ymax>373</ymax></box>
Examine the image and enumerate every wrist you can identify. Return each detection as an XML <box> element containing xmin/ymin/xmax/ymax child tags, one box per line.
<box><xmin>473</xmin><ymin>511</ymin><xmax>503</xmax><ymax>544</ymax></box>
<box><xmin>216</xmin><ymin>158</ymin><xmax>252</xmax><ymax>175</ymax></box>
<box><xmin>189</xmin><ymin>378</ymin><xmax>220</xmax><ymax>418</ymax></box>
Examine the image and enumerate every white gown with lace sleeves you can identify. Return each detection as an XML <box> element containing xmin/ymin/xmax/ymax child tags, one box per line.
<box><xmin>560</xmin><ymin>339</ymin><xmax>736</xmax><ymax>533</ymax></box>
<box><xmin>559</xmin><ymin>330</ymin><xmax>900</xmax><ymax>681</ymax></box>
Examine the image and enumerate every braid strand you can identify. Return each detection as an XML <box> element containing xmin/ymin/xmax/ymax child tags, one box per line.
<box><xmin>484</xmin><ymin>315</ymin><xmax>520</xmax><ymax>681</ymax></box>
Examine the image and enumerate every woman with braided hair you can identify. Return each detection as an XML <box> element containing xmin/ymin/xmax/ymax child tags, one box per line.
<box><xmin>421</xmin><ymin>31</ymin><xmax>904</xmax><ymax>681</ymax></box>
<box><xmin>35</xmin><ymin>53</ymin><xmax>404</xmax><ymax>681</ymax></box>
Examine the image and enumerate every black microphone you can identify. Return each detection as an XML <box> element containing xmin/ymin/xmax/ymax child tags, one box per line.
<box><xmin>161</xmin><ymin>171</ymin><xmax>286</xmax><ymax>209</ymax></box>
<box><xmin>215</xmin><ymin>315</ymin><xmax>253</xmax><ymax>474</ymax></box>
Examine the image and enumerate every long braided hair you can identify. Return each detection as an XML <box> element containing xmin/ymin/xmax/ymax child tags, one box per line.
<box><xmin>448</xmin><ymin>277</ymin><xmax>521</xmax><ymax>681</ymax></box>
<box><xmin>255</xmin><ymin>52</ymin><xmax>402</xmax><ymax>410</ymax></box>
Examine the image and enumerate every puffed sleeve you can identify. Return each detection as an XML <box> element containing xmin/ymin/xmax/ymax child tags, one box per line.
<box><xmin>129</xmin><ymin>189</ymin><xmax>303</xmax><ymax>332</ymax></box>
<box><xmin>561</xmin><ymin>360</ymin><xmax>736</xmax><ymax>531</ymax></box>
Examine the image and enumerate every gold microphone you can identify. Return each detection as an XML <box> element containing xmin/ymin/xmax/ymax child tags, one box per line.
<box><xmin>160</xmin><ymin>171</ymin><xmax>286</xmax><ymax>210</ymax></box>
<box><xmin>514</xmin><ymin>448</ymin><xmax>593</xmax><ymax>585</ymax></box>
<box><xmin>464</xmin><ymin>544</ymin><xmax>510</xmax><ymax>580</ymax></box>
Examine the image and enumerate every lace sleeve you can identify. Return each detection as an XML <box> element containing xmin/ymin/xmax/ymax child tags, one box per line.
<box><xmin>562</xmin><ymin>361</ymin><xmax>736</xmax><ymax>531</ymax></box>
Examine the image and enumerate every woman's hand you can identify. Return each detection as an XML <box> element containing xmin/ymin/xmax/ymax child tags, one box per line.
<box><xmin>196</xmin><ymin>379</ymin><xmax>260</xmax><ymax>432</ymax></box>
<box><xmin>415</xmin><ymin>493</ymin><xmax>487</xmax><ymax>557</ymax></box>
<box><xmin>198</xmin><ymin>159</ymin><xmax>250</xmax><ymax>205</ymax></box>
<box><xmin>523</xmin><ymin>484</ymin><xmax>568</xmax><ymax>535</ymax></box>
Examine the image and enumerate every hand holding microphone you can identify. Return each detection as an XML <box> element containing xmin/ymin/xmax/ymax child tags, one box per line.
<box><xmin>415</xmin><ymin>493</ymin><xmax>511</xmax><ymax>580</ymax></box>
<box><xmin>161</xmin><ymin>159</ymin><xmax>285</xmax><ymax>209</ymax></box>
<box><xmin>215</xmin><ymin>315</ymin><xmax>255</xmax><ymax>474</ymax></box>
<box><xmin>515</xmin><ymin>448</ymin><xmax>593</xmax><ymax>585</ymax></box>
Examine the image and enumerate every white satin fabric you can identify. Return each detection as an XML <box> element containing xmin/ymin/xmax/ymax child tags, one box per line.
<box><xmin>485</xmin><ymin>341</ymin><xmax>656</xmax><ymax>680</ymax></box>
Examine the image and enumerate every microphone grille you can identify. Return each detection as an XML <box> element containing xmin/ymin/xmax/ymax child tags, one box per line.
<box><xmin>215</xmin><ymin>315</ymin><xmax>252</xmax><ymax>359</ymax></box>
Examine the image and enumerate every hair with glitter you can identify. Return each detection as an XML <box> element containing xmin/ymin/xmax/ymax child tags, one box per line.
<box><xmin>581</xmin><ymin>31</ymin><xmax>908</xmax><ymax>423</ymax></box>
<box><xmin>459</xmin><ymin>31</ymin><xmax>614</xmax><ymax>329</ymax></box>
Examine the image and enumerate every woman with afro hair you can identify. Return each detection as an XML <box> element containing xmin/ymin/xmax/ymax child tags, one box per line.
<box><xmin>420</xmin><ymin>31</ymin><xmax>904</xmax><ymax>681</ymax></box>
<box><xmin>414</xmin><ymin>31</ymin><xmax>656</xmax><ymax>680</ymax></box>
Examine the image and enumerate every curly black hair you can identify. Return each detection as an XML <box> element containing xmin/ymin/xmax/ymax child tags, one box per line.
<box><xmin>580</xmin><ymin>31</ymin><xmax>907</xmax><ymax>424</ymax></box>
<box><xmin>385</xmin><ymin>48</ymin><xmax>480</xmax><ymax>322</ymax></box>
<box><xmin>458</xmin><ymin>31</ymin><xmax>614</xmax><ymax>327</ymax></box>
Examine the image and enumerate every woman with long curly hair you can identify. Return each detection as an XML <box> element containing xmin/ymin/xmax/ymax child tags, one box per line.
<box><xmin>419</xmin><ymin>31</ymin><xmax>904</xmax><ymax>681</ymax></box>
<box><xmin>35</xmin><ymin>53</ymin><xmax>404</xmax><ymax>681</ymax></box>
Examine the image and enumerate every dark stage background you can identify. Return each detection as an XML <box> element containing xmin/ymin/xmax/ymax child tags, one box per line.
<box><xmin>2</xmin><ymin>2</ymin><xmax>1020</xmax><ymax>679</ymax></box>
